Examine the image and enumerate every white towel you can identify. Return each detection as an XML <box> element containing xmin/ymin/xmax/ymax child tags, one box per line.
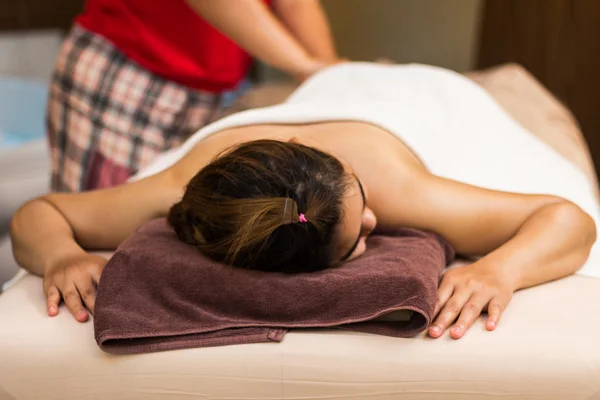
<box><xmin>134</xmin><ymin>63</ymin><xmax>600</xmax><ymax>279</ymax></box>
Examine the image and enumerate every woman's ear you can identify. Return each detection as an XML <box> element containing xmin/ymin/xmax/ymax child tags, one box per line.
<box><xmin>288</xmin><ymin>136</ymin><xmax>302</xmax><ymax>144</ymax></box>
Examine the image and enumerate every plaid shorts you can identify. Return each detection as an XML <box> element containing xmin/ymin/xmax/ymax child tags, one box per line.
<box><xmin>47</xmin><ymin>25</ymin><xmax>243</xmax><ymax>192</ymax></box>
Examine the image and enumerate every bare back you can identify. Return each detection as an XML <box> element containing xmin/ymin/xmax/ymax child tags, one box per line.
<box><xmin>172</xmin><ymin>121</ymin><xmax>426</xmax><ymax>201</ymax></box>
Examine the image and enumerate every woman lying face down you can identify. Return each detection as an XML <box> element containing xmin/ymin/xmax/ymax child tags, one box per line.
<box><xmin>168</xmin><ymin>140</ymin><xmax>377</xmax><ymax>273</ymax></box>
<box><xmin>10</xmin><ymin>124</ymin><xmax>597</xmax><ymax>340</ymax></box>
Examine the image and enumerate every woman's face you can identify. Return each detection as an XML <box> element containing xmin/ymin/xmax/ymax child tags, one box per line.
<box><xmin>330</xmin><ymin>174</ymin><xmax>377</xmax><ymax>264</ymax></box>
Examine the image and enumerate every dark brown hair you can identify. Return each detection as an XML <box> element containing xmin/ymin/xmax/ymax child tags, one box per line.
<box><xmin>167</xmin><ymin>139</ymin><xmax>352</xmax><ymax>273</ymax></box>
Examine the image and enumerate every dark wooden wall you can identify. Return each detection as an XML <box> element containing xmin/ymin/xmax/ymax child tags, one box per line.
<box><xmin>0</xmin><ymin>0</ymin><xmax>84</xmax><ymax>32</ymax></box>
<box><xmin>478</xmin><ymin>0</ymin><xmax>600</xmax><ymax>174</ymax></box>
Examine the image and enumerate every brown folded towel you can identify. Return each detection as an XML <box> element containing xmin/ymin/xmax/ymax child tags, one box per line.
<box><xmin>94</xmin><ymin>219</ymin><xmax>454</xmax><ymax>354</ymax></box>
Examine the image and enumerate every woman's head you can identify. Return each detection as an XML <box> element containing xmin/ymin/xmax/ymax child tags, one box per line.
<box><xmin>168</xmin><ymin>139</ymin><xmax>376</xmax><ymax>272</ymax></box>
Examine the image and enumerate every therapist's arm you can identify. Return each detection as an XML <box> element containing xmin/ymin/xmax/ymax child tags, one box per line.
<box><xmin>186</xmin><ymin>0</ymin><xmax>328</xmax><ymax>79</ymax></box>
<box><xmin>272</xmin><ymin>0</ymin><xmax>340</xmax><ymax>63</ymax></box>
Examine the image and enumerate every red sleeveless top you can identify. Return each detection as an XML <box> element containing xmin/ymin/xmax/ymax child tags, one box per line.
<box><xmin>77</xmin><ymin>0</ymin><xmax>272</xmax><ymax>92</ymax></box>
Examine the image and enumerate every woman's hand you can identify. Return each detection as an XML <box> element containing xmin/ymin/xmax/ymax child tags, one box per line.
<box><xmin>43</xmin><ymin>253</ymin><xmax>107</xmax><ymax>322</ymax></box>
<box><xmin>428</xmin><ymin>262</ymin><xmax>516</xmax><ymax>339</ymax></box>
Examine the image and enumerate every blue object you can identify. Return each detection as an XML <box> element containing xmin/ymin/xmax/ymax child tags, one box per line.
<box><xmin>0</xmin><ymin>76</ymin><xmax>48</xmax><ymax>150</ymax></box>
<box><xmin>221</xmin><ymin>78</ymin><xmax>253</xmax><ymax>108</ymax></box>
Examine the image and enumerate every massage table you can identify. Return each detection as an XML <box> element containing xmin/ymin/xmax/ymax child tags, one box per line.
<box><xmin>1</xmin><ymin>64</ymin><xmax>600</xmax><ymax>400</ymax></box>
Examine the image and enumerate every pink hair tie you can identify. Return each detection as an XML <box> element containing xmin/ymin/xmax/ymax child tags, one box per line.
<box><xmin>298</xmin><ymin>214</ymin><xmax>308</xmax><ymax>223</ymax></box>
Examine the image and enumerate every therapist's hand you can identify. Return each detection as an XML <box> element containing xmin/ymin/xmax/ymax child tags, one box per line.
<box><xmin>295</xmin><ymin>58</ymin><xmax>347</xmax><ymax>81</ymax></box>
<box><xmin>43</xmin><ymin>252</ymin><xmax>107</xmax><ymax>322</ymax></box>
<box><xmin>428</xmin><ymin>261</ymin><xmax>515</xmax><ymax>339</ymax></box>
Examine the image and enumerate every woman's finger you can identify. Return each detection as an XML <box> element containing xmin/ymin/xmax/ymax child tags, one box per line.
<box><xmin>486</xmin><ymin>296</ymin><xmax>508</xmax><ymax>331</ymax></box>
<box><xmin>90</xmin><ymin>267</ymin><xmax>102</xmax><ymax>288</ymax></box>
<box><xmin>450</xmin><ymin>294</ymin><xmax>491</xmax><ymax>339</ymax></box>
<box><xmin>433</xmin><ymin>275</ymin><xmax>455</xmax><ymax>318</ymax></box>
<box><xmin>429</xmin><ymin>288</ymin><xmax>472</xmax><ymax>338</ymax></box>
<box><xmin>45</xmin><ymin>285</ymin><xmax>61</xmax><ymax>317</ymax></box>
<box><xmin>60</xmin><ymin>284</ymin><xmax>89</xmax><ymax>322</ymax></box>
<box><xmin>75</xmin><ymin>278</ymin><xmax>98</xmax><ymax>315</ymax></box>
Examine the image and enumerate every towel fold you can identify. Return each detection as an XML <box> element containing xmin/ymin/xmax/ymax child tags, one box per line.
<box><xmin>94</xmin><ymin>219</ymin><xmax>454</xmax><ymax>354</ymax></box>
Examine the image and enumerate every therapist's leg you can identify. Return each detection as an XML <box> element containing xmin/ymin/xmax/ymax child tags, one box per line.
<box><xmin>47</xmin><ymin>26</ymin><xmax>222</xmax><ymax>192</ymax></box>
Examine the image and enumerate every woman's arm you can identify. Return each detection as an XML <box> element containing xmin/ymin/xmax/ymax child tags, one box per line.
<box><xmin>411</xmin><ymin>175</ymin><xmax>596</xmax><ymax>283</ymax></box>
<box><xmin>378</xmin><ymin>173</ymin><xmax>596</xmax><ymax>338</ymax></box>
<box><xmin>186</xmin><ymin>0</ymin><xmax>327</xmax><ymax>79</ymax></box>
<box><xmin>10</xmin><ymin>171</ymin><xmax>178</xmax><ymax>274</ymax></box>
<box><xmin>272</xmin><ymin>0</ymin><xmax>339</xmax><ymax>63</ymax></box>
<box><xmin>383</xmin><ymin>173</ymin><xmax>596</xmax><ymax>277</ymax></box>
<box><xmin>10</xmin><ymin>170</ymin><xmax>180</xmax><ymax>321</ymax></box>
